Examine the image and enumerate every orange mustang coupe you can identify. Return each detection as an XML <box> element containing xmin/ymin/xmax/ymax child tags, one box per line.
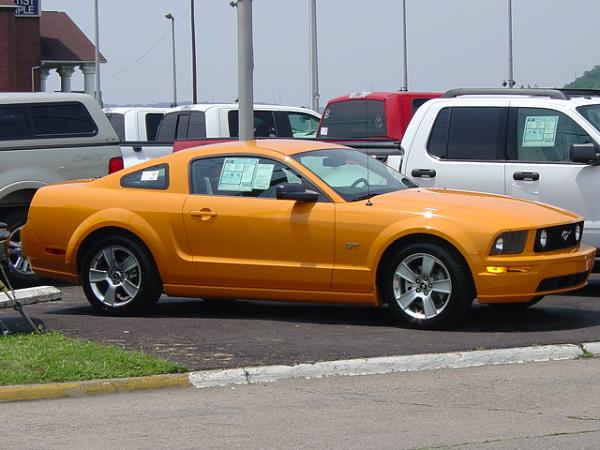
<box><xmin>22</xmin><ymin>140</ymin><xmax>595</xmax><ymax>329</ymax></box>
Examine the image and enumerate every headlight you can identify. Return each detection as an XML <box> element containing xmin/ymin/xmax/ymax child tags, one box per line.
<box><xmin>575</xmin><ymin>224</ymin><xmax>582</xmax><ymax>242</ymax></box>
<box><xmin>490</xmin><ymin>231</ymin><xmax>528</xmax><ymax>255</ymax></box>
<box><xmin>539</xmin><ymin>229</ymin><xmax>548</xmax><ymax>249</ymax></box>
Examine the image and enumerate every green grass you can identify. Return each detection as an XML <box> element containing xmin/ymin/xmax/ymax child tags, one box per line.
<box><xmin>0</xmin><ymin>332</ymin><xmax>187</xmax><ymax>386</ymax></box>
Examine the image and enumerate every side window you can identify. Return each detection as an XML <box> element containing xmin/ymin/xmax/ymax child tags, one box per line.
<box><xmin>287</xmin><ymin>113</ymin><xmax>319</xmax><ymax>138</ymax></box>
<box><xmin>191</xmin><ymin>156</ymin><xmax>320</xmax><ymax>199</ymax></box>
<box><xmin>120</xmin><ymin>164</ymin><xmax>169</xmax><ymax>190</ymax></box>
<box><xmin>187</xmin><ymin>111</ymin><xmax>206</xmax><ymax>139</ymax></box>
<box><xmin>227</xmin><ymin>111</ymin><xmax>277</xmax><ymax>138</ymax></box>
<box><xmin>0</xmin><ymin>105</ymin><xmax>32</xmax><ymax>140</ymax></box>
<box><xmin>445</xmin><ymin>107</ymin><xmax>506</xmax><ymax>160</ymax></box>
<box><xmin>156</xmin><ymin>112</ymin><xmax>177</xmax><ymax>142</ymax></box>
<box><xmin>514</xmin><ymin>108</ymin><xmax>591</xmax><ymax>162</ymax></box>
<box><xmin>30</xmin><ymin>103</ymin><xmax>97</xmax><ymax>136</ymax></box>
<box><xmin>175</xmin><ymin>114</ymin><xmax>190</xmax><ymax>139</ymax></box>
<box><xmin>319</xmin><ymin>99</ymin><xmax>386</xmax><ymax>138</ymax></box>
<box><xmin>411</xmin><ymin>98</ymin><xmax>433</xmax><ymax>114</ymax></box>
<box><xmin>144</xmin><ymin>113</ymin><xmax>163</xmax><ymax>141</ymax></box>
<box><xmin>427</xmin><ymin>107</ymin><xmax>450</xmax><ymax>158</ymax></box>
<box><xmin>106</xmin><ymin>113</ymin><xmax>125</xmax><ymax>141</ymax></box>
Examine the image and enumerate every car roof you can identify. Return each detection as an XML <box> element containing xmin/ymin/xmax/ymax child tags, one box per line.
<box><xmin>326</xmin><ymin>91</ymin><xmax>441</xmax><ymax>103</ymax></box>
<box><xmin>175</xmin><ymin>139</ymin><xmax>348</xmax><ymax>159</ymax></box>
<box><xmin>165</xmin><ymin>103</ymin><xmax>321</xmax><ymax>117</ymax></box>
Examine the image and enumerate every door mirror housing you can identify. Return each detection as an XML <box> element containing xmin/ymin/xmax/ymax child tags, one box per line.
<box><xmin>276</xmin><ymin>183</ymin><xmax>319</xmax><ymax>202</ymax></box>
<box><xmin>571</xmin><ymin>143</ymin><xmax>600</xmax><ymax>165</ymax></box>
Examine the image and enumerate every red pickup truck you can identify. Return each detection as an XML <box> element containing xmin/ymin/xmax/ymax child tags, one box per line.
<box><xmin>317</xmin><ymin>91</ymin><xmax>440</xmax><ymax>142</ymax></box>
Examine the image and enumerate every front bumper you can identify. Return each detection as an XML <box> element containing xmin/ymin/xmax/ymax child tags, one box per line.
<box><xmin>473</xmin><ymin>244</ymin><xmax>596</xmax><ymax>304</ymax></box>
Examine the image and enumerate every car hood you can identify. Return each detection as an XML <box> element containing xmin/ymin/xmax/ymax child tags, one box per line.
<box><xmin>369</xmin><ymin>188</ymin><xmax>581</xmax><ymax>229</ymax></box>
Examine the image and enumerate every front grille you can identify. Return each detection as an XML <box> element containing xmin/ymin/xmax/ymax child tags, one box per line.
<box><xmin>534</xmin><ymin>222</ymin><xmax>583</xmax><ymax>253</ymax></box>
<box><xmin>536</xmin><ymin>271</ymin><xmax>588</xmax><ymax>292</ymax></box>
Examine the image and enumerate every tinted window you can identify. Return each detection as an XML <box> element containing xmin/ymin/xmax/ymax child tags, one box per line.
<box><xmin>191</xmin><ymin>155</ymin><xmax>321</xmax><ymax>199</ymax></box>
<box><xmin>187</xmin><ymin>111</ymin><xmax>206</xmax><ymax>139</ymax></box>
<box><xmin>120</xmin><ymin>163</ymin><xmax>169</xmax><ymax>190</ymax></box>
<box><xmin>445</xmin><ymin>107</ymin><xmax>507</xmax><ymax>160</ymax></box>
<box><xmin>145</xmin><ymin>113</ymin><xmax>163</xmax><ymax>141</ymax></box>
<box><xmin>319</xmin><ymin>100</ymin><xmax>386</xmax><ymax>138</ymax></box>
<box><xmin>176</xmin><ymin>114</ymin><xmax>190</xmax><ymax>139</ymax></box>
<box><xmin>228</xmin><ymin>110</ymin><xmax>277</xmax><ymax>138</ymax></box>
<box><xmin>412</xmin><ymin>98</ymin><xmax>433</xmax><ymax>114</ymax></box>
<box><xmin>0</xmin><ymin>105</ymin><xmax>31</xmax><ymax>140</ymax></box>
<box><xmin>106</xmin><ymin>113</ymin><xmax>125</xmax><ymax>141</ymax></box>
<box><xmin>156</xmin><ymin>112</ymin><xmax>177</xmax><ymax>142</ymax></box>
<box><xmin>513</xmin><ymin>108</ymin><xmax>591</xmax><ymax>162</ymax></box>
<box><xmin>30</xmin><ymin>103</ymin><xmax>96</xmax><ymax>136</ymax></box>
<box><xmin>427</xmin><ymin>108</ymin><xmax>450</xmax><ymax>158</ymax></box>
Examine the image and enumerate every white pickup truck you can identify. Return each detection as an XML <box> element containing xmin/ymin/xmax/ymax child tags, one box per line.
<box><xmin>0</xmin><ymin>92</ymin><xmax>123</xmax><ymax>286</ymax></box>
<box><xmin>119</xmin><ymin>103</ymin><xmax>321</xmax><ymax>167</ymax></box>
<box><xmin>387</xmin><ymin>88</ymin><xmax>600</xmax><ymax>268</ymax></box>
<box><xmin>103</xmin><ymin>107</ymin><xmax>167</xmax><ymax>142</ymax></box>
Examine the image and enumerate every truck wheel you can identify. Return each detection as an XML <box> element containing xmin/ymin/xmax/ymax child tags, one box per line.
<box><xmin>81</xmin><ymin>235</ymin><xmax>162</xmax><ymax>315</ymax></box>
<box><xmin>380</xmin><ymin>242</ymin><xmax>474</xmax><ymax>330</ymax></box>
<box><xmin>1</xmin><ymin>209</ymin><xmax>45</xmax><ymax>288</ymax></box>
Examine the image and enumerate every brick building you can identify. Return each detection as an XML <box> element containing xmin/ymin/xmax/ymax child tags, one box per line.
<box><xmin>0</xmin><ymin>0</ymin><xmax>105</xmax><ymax>95</ymax></box>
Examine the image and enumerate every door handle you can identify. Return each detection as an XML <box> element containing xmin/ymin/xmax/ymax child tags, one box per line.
<box><xmin>189</xmin><ymin>209</ymin><xmax>217</xmax><ymax>220</ymax></box>
<box><xmin>411</xmin><ymin>168</ymin><xmax>437</xmax><ymax>178</ymax></box>
<box><xmin>513</xmin><ymin>171</ymin><xmax>539</xmax><ymax>181</ymax></box>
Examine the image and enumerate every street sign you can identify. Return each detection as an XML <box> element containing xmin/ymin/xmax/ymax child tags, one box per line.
<box><xmin>14</xmin><ymin>0</ymin><xmax>40</xmax><ymax>17</ymax></box>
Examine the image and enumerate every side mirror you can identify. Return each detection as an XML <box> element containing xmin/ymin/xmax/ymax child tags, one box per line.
<box><xmin>276</xmin><ymin>183</ymin><xmax>319</xmax><ymax>202</ymax></box>
<box><xmin>571</xmin><ymin>143</ymin><xmax>600</xmax><ymax>165</ymax></box>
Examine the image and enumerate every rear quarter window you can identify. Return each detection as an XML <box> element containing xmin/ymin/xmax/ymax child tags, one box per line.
<box><xmin>120</xmin><ymin>163</ymin><xmax>169</xmax><ymax>190</ymax></box>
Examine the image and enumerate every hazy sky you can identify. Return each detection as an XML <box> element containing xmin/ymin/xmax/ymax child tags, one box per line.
<box><xmin>42</xmin><ymin>0</ymin><xmax>600</xmax><ymax>108</ymax></box>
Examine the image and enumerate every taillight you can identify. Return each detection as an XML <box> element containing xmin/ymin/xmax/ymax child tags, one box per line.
<box><xmin>108</xmin><ymin>157</ymin><xmax>124</xmax><ymax>173</ymax></box>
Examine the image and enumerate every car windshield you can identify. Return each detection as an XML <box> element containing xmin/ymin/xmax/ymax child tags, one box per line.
<box><xmin>293</xmin><ymin>148</ymin><xmax>417</xmax><ymax>202</ymax></box>
<box><xmin>577</xmin><ymin>104</ymin><xmax>600</xmax><ymax>133</ymax></box>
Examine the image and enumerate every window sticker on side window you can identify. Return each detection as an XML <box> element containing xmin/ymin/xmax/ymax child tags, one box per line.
<box><xmin>253</xmin><ymin>163</ymin><xmax>275</xmax><ymax>189</ymax></box>
<box><xmin>523</xmin><ymin>116</ymin><xmax>558</xmax><ymax>147</ymax></box>
<box><xmin>218</xmin><ymin>157</ymin><xmax>259</xmax><ymax>191</ymax></box>
<box><xmin>140</xmin><ymin>170</ymin><xmax>159</xmax><ymax>181</ymax></box>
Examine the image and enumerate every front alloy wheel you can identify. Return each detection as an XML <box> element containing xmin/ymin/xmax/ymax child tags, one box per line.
<box><xmin>381</xmin><ymin>242</ymin><xmax>474</xmax><ymax>329</ymax></box>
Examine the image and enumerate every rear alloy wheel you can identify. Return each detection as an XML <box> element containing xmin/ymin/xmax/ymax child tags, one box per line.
<box><xmin>381</xmin><ymin>242</ymin><xmax>474</xmax><ymax>329</ymax></box>
<box><xmin>81</xmin><ymin>236</ymin><xmax>162</xmax><ymax>315</ymax></box>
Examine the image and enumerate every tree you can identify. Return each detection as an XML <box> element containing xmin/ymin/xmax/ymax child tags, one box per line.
<box><xmin>564</xmin><ymin>65</ymin><xmax>600</xmax><ymax>89</ymax></box>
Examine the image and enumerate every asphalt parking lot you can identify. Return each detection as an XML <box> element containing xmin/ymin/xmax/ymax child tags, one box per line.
<box><xmin>2</xmin><ymin>276</ymin><xmax>599</xmax><ymax>370</ymax></box>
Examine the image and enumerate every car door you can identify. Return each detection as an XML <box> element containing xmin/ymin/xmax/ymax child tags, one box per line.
<box><xmin>403</xmin><ymin>103</ymin><xmax>508</xmax><ymax>194</ymax></box>
<box><xmin>504</xmin><ymin>105</ymin><xmax>600</xmax><ymax>249</ymax></box>
<box><xmin>182</xmin><ymin>154</ymin><xmax>335</xmax><ymax>291</ymax></box>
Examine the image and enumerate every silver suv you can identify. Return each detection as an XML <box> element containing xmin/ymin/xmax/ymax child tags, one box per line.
<box><xmin>0</xmin><ymin>93</ymin><xmax>122</xmax><ymax>286</ymax></box>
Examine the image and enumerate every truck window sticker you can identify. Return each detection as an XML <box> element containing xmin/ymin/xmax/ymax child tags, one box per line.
<box><xmin>218</xmin><ymin>157</ymin><xmax>259</xmax><ymax>192</ymax></box>
<box><xmin>522</xmin><ymin>116</ymin><xmax>559</xmax><ymax>147</ymax></box>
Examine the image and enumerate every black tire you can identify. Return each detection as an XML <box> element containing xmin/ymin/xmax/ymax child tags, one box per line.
<box><xmin>486</xmin><ymin>296</ymin><xmax>544</xmax><ymax>310</ymax></box>
<box><xmin>380</xmin><ymin>242</ymin><xmax>475</xmax><ymax>330</ymax></box>
<box><xmin>80</xmin><ymin>234</ymin><xmax>162</xmax><ymax>315</ymax></box>
<box><xmin>1</xmin><ymin>208</ymin><xmax>46</xmax><ymax>288</ymax></box>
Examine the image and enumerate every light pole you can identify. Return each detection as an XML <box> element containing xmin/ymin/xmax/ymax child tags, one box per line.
<box><xmin>308</xmin><ymin>0</ymin><xmax>319</xmax><ymax>112</ymax></box>
<box><xmin>165</xmin><ymin>13</ymin><xmax>178</xmax><ymax>107</ymax></box>
<box><xmin>94</xmin><ymin>0</ymin><xmax>102</xmax><ymax>105</ymax></box>
<box><xmin>231</xmin><ymin>0</ymin><xmax>254</xmax><ymax>141</ymax></box>
<box><xmin>400</xmin><ymin>0</ymin><xmax>408</xmax><ymax>91</ymax></box>
<box><xmin>190</xmin><ymin>0</ymin><xmax>198</xmax><ymax>104</ymax></box>
<box><xmin>505</xmin><ymin>0</ymin><xmax>515</xmax><ymax>88</ymax></box>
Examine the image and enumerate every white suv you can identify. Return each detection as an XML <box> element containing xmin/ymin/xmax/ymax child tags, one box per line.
<box><xmin>396</xmin><ymin>89</ymin><xmax>600</xmax><ymax>268</ymax></box>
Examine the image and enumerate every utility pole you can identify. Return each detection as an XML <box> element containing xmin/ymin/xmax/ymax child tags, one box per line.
<box><xmin>232</xmin><ymin>0</ymin><xmax>254</xmax><ymax>141</ymax></box>
<box><xmin>308</xmin><ymin>0</ymin><xmax>320</xmax><ymax>111</ymax></box>
<box><xmin>94</xmin><ymin>0</ymin><xmax>102</xmax><ymax>105</ymax></box>
<box><xmin>507</xmin><ymin>0</ymin><xmax>515</xmax><ymax>88</ymax></box>
<box><xmin>191</xmin><ymin>0</ymin><xmax>198</xmax><ymax>103</ymax></box>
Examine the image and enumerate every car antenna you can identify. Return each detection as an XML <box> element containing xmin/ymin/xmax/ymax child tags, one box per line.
<box><xmin>365</xmin><ymin>102</ymin><xmax>373</xmax><ymax>206</ymax></box>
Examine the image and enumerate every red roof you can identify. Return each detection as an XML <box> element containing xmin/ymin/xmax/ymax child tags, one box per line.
<box><xmin>40</xmin><ymin>11</ymin><xmax>106</xmax><ymax>63</ymax></box>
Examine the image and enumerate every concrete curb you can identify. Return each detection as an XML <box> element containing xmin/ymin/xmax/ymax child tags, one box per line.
<box><xmin>0</xmin><ymin>373</ymin><xmax>191</xmax><ymax>403</ymax></box>
<box><xmin>188</xmin><ymin>343</ymin><xmax>593</xmax><ymax>389</ymax></box>
<box><xmin>1</xmin><ymin>342</ymin><xmax>599</xmax><ymax>402</ymax></box>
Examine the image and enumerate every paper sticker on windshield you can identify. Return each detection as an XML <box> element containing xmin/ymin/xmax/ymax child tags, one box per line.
<box><xmin>522</xmin><ymin>116</ymin><xmax>558</xmax><ymax>147</ymax></box>
<box><xmin>320</xmin><ymin>127</ymin><xmax>328</xmax><ymax>136</ymax></box>
<box><xmin>253</xmin><ymin>163</ymin><xmax>275</xmax><ymax>190</ymax></box>
<box><xmin>140</xmin><ymin>170</ymin><xmax>159</xmax><ymax>181</ymax></box>
<box><xmin>218</xmin><ymin>158</ymin><xmax>259</xmax><ymax>191</ymax></box>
